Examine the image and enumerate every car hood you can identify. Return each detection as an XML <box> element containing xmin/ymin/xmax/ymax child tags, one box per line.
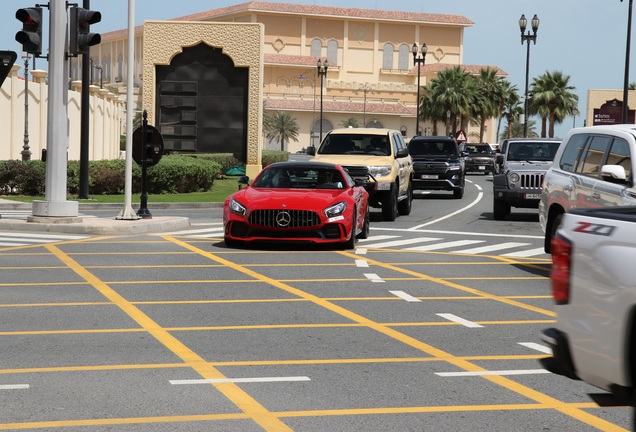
<box><xmin>312</xmin><ymin>154</ymin><xmax>392</xmax><ymax>165</ymax></box>
<box><xmin>230</xmin><ymin>187</ymin><xmax>349</xmax><ymax>209</ymax></box>
<box><xmin>505</xmin><ymin>160</ymin><xmax>553</xmax><ymax>171</ymax></box>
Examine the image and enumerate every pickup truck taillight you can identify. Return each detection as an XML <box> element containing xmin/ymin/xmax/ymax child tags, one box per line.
<box><xmin>550</xmin><ymin>234</ymin><xmax>571</xmax><ymax>305</ymax></box>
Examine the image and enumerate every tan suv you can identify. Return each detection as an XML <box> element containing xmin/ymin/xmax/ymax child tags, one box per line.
<box><xmin>307</xmin><ymin>128</ymin><xmax>413</xmax><ymax>221</ymax></box>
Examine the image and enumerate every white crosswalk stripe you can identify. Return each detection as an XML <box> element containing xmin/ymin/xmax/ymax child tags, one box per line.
<box><xmin>0</xmin><ymin>232</ymin><xmax>91</xmax><ymax>247</ymax></box>
<box><xmin>155</xmin><ymin>228</ymin><xmax>549</xmax><ymax>257</ymax></box>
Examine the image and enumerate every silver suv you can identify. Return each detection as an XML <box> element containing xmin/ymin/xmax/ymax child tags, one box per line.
<box><xmin>540</xmin><ymin>125</ymin><xmax>636</xmax><ymax>252</ymax></box>
<box><xmin>492</xmin><ymin>138</ymin><xmax>561</xmax><ymax>220</ymax></box>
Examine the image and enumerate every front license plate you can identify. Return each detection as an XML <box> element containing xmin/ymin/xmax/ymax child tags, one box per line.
<box><xmin>524</xmin><ymin>193</ymin><xmax>541</xmax><ymax>199</ymax></box>
<box><xmin>421</xmin><ymin>174</ymin><xmax>438</xmax><ymax>179</ymax></box>
<box><xmin>477</xmin><ymin>166</ymin><xmax>485</xmax><ymax>170</ymax></box>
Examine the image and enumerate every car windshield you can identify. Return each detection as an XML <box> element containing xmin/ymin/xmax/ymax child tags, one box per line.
<box><xmin>318</xmin><ymin>134</ymin><xmax>390</xmax><ymax>156</ymax></box>
<box><xmin>461</xmin><ymin>144</ymin><xmax>493</xmax><ymax>155</ymax></box>
<box><xmin>252</xmin><ymin>167</ymin><xmax>346</xmax><ymax>189</ymax></box>
<box><xmin>408</xmin><ymin>141</ymin><xmax>458</xmax><ymax>157</ymax></box>
<box><xmin>507</xmin><ymin>142</ymin><xmax>560</xmax><ymax>161</ymax></box>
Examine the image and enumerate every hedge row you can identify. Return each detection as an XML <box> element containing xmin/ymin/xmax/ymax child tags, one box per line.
<box><xmin>0</xmin><ymin>150</ymin><xmax>290</xmax><ymax>196</ymax></box>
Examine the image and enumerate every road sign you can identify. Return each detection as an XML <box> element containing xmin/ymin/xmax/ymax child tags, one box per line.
<box><xmin>456</xmin><ymin>130</ymin><xmax>467</xmax><ymax>143</ymax></box>
<box><xmin>132</xmin><ymin>125</ymin><xmax>164</xmax><ymax>167</ymax></box>
<box><xmin>0</xmin><ymin>51</ymin><xmax>17</xmax><ymax>87</ymax></box>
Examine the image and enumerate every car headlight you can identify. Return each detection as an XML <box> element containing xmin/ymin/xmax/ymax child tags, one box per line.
<box><xmin>508</xmin><ymin>172</ymin><xmax>520</xmax><ymax>183</ymax></box>
<box><xmin>367</xmin><ymin>165</ymin><xmax>392</xmax><ymax>177</ymax></box>
<box><xmin>325</xmin><ymin>201</ymin><xmax>347</xmax><ymax>218</ymax></box>
<box><xmin>449</xmin><ymin>166</ymin><xmax>461</xmax><ymax>171</ymax></box>
<box><xmin>229</xmin><ymin>198</ymin><xmax>247</xmax><ymax>216</ymax></box>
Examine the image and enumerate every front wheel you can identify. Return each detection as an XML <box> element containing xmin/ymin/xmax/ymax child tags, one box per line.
<box><xmin>343</xmin><ymin>210</ymin><xmax>357</xmax><ymax>249</ymax></box>
<box><xmin>397</xmin><ymin>183</ymin><xmax>413</xmax><ymax>215</ymax></box>
<box><xmin>493</xmin><ymin>199</ymin><xmax>510</xmax><ymax>220</ymax></box>
<box><xmin>453</xmin><ymin>187</ymin><xmax>464</xmax><ymax>199</ymax></box>
<box><xmin>382</xmin><ymin>184</ymin><xmax>399</xmax><ymax>221</ymax></box>
<box><xmin>357</xmin><ymin>203</ymin><xmax>370</xmax><ymax>239</ymax></box>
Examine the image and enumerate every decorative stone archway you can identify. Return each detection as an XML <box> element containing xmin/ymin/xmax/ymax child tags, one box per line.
<box><xmin>142</xmin><ymin>20</ymin><xmax>264</xmax><ymax>177</ymax></box>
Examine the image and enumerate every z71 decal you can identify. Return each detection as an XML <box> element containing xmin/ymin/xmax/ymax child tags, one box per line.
<box><xmin>573</xmin><ymin>221</ymin><xmax>616</xmax><ymax>236</ymax></box>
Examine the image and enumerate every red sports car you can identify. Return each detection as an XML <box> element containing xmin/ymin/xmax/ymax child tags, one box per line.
<box><xmin>223</xmin><ymin>161</ymin><xmax>370</xmax><ymax>249</ymax></box>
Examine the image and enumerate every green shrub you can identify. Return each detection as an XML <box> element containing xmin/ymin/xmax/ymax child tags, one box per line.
<box><xmin>0</xmin><ymin>160</ymin><xmax>46</xmax><ymax>195</ymax></box>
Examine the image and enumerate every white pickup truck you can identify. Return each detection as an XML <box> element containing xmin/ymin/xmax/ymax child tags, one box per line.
<box><xmin>540</xmin><ymin>206</ymin><xmax>636</xmax><ymax>415</ymax></box>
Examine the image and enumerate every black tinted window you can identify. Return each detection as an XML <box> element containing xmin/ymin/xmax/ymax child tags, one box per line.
<box><xmin>409</xmin><ymin>140</ymin><xmax>458</xmax><ymax>156</ymax></box>
<box><xmin>576</xmin><ymin>135</ymin><xmax>612</xmax><ymax>176</ymax></box>
<box><xmin>559</xmin><ymin>134</ymin><xmax>588</xmax><ymax>172</ymax></box>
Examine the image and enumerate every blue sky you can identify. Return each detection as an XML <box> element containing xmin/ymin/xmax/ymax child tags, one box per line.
<box><xmin>1</xmin><ymin>0</ymin><xmax>633</xmax><ymax>139</ymax></box>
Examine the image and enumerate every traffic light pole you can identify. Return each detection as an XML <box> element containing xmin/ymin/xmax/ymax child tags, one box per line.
<box><xmin>32</xmin><ymin>0</ymin><xmax>78</xmax><ymax>218</ymax></box>
<box><xmin>77</xmin><ymin>0</ymin><xmax>91</xmax><ymax>199</ymax></box>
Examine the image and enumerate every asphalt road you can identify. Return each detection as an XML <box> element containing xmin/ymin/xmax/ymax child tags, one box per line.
<box><xmin>0</xmin><ymin>173</ymin><xmax>632</xmax><ymax>431</ymax></box>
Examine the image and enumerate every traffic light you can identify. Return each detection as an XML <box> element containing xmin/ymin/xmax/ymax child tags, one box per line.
<box><xmin>69</xmin><ymin>6</ymin><xmax>101</xmax><ymax>55</ymax></box>
<box><xmin>15</xmin><ymin>7</ymin><xmax>43</xmax><ymax>56</ymax></box>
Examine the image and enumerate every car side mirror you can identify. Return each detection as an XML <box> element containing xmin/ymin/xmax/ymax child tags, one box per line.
<box><xmin>496</xmin><ymin>154</ymin><xmax>504</xmax><ymax>164</ymax></box>
<box><xmin>306</xmin><ymin>146</ymin><xmax>316</xmax><ymax>156</ymax></box>
<box><xmin>354</xmin><ymin>178</ymin><xmax>367</xmax><ymax>187</ymax></box>
<box><xmin>237</xmin><ymin>175</ymin><xmax>250</xmax><ymax>190</ymax></box>
<box><xmin>396</xmin><ymin>147</ymin><xmax>409</xmax><ymax>158</ymax></box>
<box><xmin>600</xmin><ymin>165</ymin><xmax>627</xmax><ymax>183</ymax></box>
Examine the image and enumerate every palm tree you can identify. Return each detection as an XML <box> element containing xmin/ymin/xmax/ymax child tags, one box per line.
<box><xmin>340</xmin><ymin>117</ymin><xmax>360</xmax><ymax>128</ymax></box>
<box><xmin>495</xmin><ymin>80</ymin><xmax>518</xmax><ymax>143</ymax></box>
<box><xmin>500</xmin><ymin>118</ymin><xmax>538</xmax><ymax>139</ymax></box>
<box><xmin>426</xmin><ymin>66</ymin><xmax>472</xmax><ymax>135</ymax></box>
<box><xmin>264</xmin><ymin>111</ymin><xmax>300</xmax><ymax>151</ymax></box>
<box><xmin>530</xmin><ymin>71</ymin><xmax>579</xmax><ymax>138</ymax></box>
<box><xmin>471</xmin><ymin>67</ymin><xmax>505</xmax><ymax>142</ymax></box>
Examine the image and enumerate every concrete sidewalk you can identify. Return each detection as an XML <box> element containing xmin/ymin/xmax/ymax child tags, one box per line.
<box><xmin>0</xmin><ymin>198</ymin><xmax>219</xmax><ymax>235</ymax></box>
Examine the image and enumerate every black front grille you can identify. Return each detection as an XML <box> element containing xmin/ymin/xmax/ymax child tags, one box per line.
<box><xmin>413</xmin><ymin>161</ymin><xmax>449</xmax><ymax>174</ymax></box>
<box><xmin>520</xmin><ymin>173</ymin><xmax>544</xmax><ymax>188</ymax></box>
<box><xmin>341</xmin><ymin>165</ymin><xmax>369</xmax><ymax>178</ymax></box>
<box><xmin>248</xmin><ymin>209</ymin><xmax>321</xmax><ymax>228</ymax></box>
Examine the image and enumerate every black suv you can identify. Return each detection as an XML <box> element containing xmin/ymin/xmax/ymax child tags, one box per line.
<box><xmin>408</xmin><ymin>136</ymin><xmax>465</xmax><ymax>199</ymax></box>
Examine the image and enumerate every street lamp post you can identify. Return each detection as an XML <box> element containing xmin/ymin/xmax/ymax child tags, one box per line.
<box><xmin>299</xmin><ymin>69</ymin><xmax>318</xmax><ymax>146</ymax></box>
<box><xmin>621</xmin><ymin>0</ymin><xmax>633</xmax><ymax>124</ymax></box>
<box><xmin>21</xmin><ymin>52</ymin><xmax>31</xmax><ymax>161</ymax></box>
<box><xmin>356</xmin><ymin>83</ymin><xmax>374</xmax><ymax>126</ymax></box>
<box><xmin>317</xmin><ymin>58</ymin><xmax>328</xmax><ymax>143</ymax></box>
<box><xmin>519</xmin><ymin>14</ymin><xmax>539</xmax><ymax>138</ymax></box>
<box><xmin>412</xmin><ymin>43</ymin><xmax>427</xmax><ymax>136</ymax></box>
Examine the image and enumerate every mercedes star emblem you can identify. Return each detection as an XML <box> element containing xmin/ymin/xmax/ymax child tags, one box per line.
<box><xmin>275</xmin><ymin>211</ymin><xmax>291</xmax><ymax>227</ymax></box>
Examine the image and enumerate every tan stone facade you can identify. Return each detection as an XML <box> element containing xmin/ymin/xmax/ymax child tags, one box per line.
<box><xmin>91</xmin><ymin>2</ymin><xmax>507</xmax><ymax>157</ymax></box>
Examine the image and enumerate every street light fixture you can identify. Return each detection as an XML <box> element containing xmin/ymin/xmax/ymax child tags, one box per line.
<box><xmin>621</xmin><ymin>0</ymin><xmax>633</xmax><ymax>124</ymax></box>
<box><xmin>21</xmin><ymin>51</ymin><xmax>31</xmax><ymax>161</ymax></box>
<box><xmin>412</xmin><ymin>43</ymin><xmax>427</xmax><ymax>136</ymax></box>
<box><xmin>317</xmin><ymin>58</ymin><xmax>329</xmax><ymax>143</ymax></box>
<box><xmin>356</xmin><ymin>83</ymin><xmax>375</xmax><ymax>126</ymax></box>
<box><xmin>519</xmin><ymin>14</ymin><xmax>539</xmax><ymax>138</ymax></box>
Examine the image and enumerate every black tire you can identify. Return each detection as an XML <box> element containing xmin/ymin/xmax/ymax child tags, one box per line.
<box><xmin>344</xmin><ymin>210</ymin><xmax>357</xmax><ymax>249</ymax></box>
<box><xmin>453</xmin><ymin>187</ymin><xmax>464</xmax><ymax>199</ymax></box>
<box><xmin>357</xmin><ymin>204</ymin><xmax>370</xmax><ymax>239</ymax></box>
<box><xmin>493</xmin><ymin>199</ymin><xmax>509</xmax><ymax>220</ymax></box>
<box><xmin>382</xmin><ymin>184</ymin><xmax>399</xmax><ymax>221</ymax></box>
<box><xmin>397</xmin><ymin>183</ymin><xmax>413</xmax><ymax>215</ymax></box>
<box><xmin>544</xmin><ymin>212</ymin><xmax>563</xmax><ymax>254</ymax></box>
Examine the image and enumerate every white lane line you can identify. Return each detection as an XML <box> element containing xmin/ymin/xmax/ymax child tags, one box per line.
<box><xmin>159</xmin><ymin>227</ymin><xmax>224</xmax><ymax>236</ymax></box>
<box><xmin>410</xmin><ymin>191</ymin><xmax>483</xmax><ymax>229</ymax></box>
<box><xmin>355</xmin><ymin>248</ymin><xmax>367</xmax><ymax>255</ymax></box>
<box><xmin>0</xmin><ymin>242</ymin><xmax>29</xmax><ymax>246</ymax></box>
<box><xmin>358</xmin><ymin>235</ymin><xmax>400</xmax><ymax>243</ymax></box>
<box><xmin>0</xmin><ymin>237</ymin><xmax>61</xmax><ymax>244</ymax></box>
<box><xmin>502</xmin><ymin>247</ymin><xmax>547</xmax><ymax>257</ymax></box>
<box><xmin>519</xmin><ymin>342</ymin><xmax>552</xmax><ymax>354</ymax></box>
<box><xmin>436</xmin><ymin>313</ymin><xmax>483</xmax><ymax>328</ymax></box>
<box><xmin>406</xmin><ymin>240</ymin><xmax>483</xmax><ymax>251</ymax></box>
<box><xmin>355</xmin><ymin>259</ymin><xmax>369</xmax><ymax>268</ymax></box>
<box><xmin>170</xmin><ymin>376</ymin><xmax>311</xmax><ymax>385</ymax></box>
<box><xmin>0</xmin><ymin>384</ymin><xmax>29</xmax><ymax>390</ymax></box>
<box><xmin>362</xmin><ymin>237</ymin><xmax>442</xmax><ymax>249</ymax></box>
<box><xmin>364</xmin><ymin>273</ymin><xmax>385</xmax><ymax>283</ymax></box>
<box><xmin>454</xmin><ymin>242</ymin><xmax>531</xmax><ymax>254</ymax></box>
<box><xmin>436</xmin><ymin>369</ymin><xmax>550</xmax><ymax>377</ymax></box>
<box><xmin>389</xmin><ymin>290</ymin><xmax>421</xmax><ymax>302</ymax></box>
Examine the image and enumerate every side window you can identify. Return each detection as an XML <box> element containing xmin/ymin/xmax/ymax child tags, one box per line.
<box><xmin>310</xmin><ymin>38</ymin><xmax>322</xmax><ymax>57</ymax></box>
<box><xmin>606</xmin><ymin>138</ymin><xmax>631</xmax><ymax>179</ymax></box>
<box><xmin>382</xmin><ymin>43</ymin><xmax>394</xmax><ymax>69</ymax></box>
<box><xmin>576</xmin><ymin>135</ymin><xmax>612</xmax><ymax>176</ymax></box>
<box><xmin>559</xmin><ymin>134</ymin><xmax>588</xmax><ymax>172</ymax></box>
<box><xmin>391</xmin><ymin>135</ymin><xmax>400</xmax><ymax>156</ymax></box>
<box><xmin>327</xmin><ymin>40</ymin><xmax>338</xmax><ymax>65</ymax></box>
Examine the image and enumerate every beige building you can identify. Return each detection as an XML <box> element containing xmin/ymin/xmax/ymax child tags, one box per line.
<box><xmin>85</xmin><ymin>1</ymin><xmax>506</xmax><ymax>155</ymax></box>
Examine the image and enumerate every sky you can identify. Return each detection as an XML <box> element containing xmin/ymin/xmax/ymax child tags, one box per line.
<box><xmin>1</xmin><ymin>0</ymin><xmax>634</xmax><ymax>139</ymax></box>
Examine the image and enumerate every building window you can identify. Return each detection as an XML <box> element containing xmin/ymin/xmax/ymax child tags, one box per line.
<box><xmin>327</xmin><ymin>40</ymin><xmax>338</xmax><ymax>64</ymax></box>
<box><xmin>382</xmin><ymin>43</ymin><xmax>394</xmax><ymax>69</ymax></box>
<box><xmin>398</xmin><ymin>43</ymin><xmax>410</xmax><ymax>70</ymax></box>
<box><xmin>311</xmin><ymin>39</ymin><xmax>322</xmax><ymax>57</ymax></box>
